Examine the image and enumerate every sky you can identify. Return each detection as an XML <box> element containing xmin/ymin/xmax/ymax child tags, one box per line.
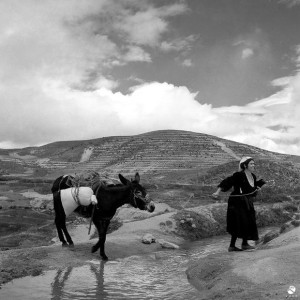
<box><xmin>0</xmin><ymin>0</ymin><xmax>300</xmax><ymax>155</ymax></box>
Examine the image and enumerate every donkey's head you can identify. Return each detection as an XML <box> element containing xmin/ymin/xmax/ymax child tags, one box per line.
<box><xmin>119</xmin><ymin>172</ymin><xmax>155</xmax><ymax>213</ymax></box>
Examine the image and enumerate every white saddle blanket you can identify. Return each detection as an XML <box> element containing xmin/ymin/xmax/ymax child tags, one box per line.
<box><xmin>61</xmin><ymin>187</ymin><xmax>94</xmax><ymax>217</ymax></box>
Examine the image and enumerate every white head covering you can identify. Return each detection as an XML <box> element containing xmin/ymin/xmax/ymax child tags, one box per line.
<box><xmin>238</xmin><ymin>156</ymin><xmax>253</xmax><ymax>171</ymax></box>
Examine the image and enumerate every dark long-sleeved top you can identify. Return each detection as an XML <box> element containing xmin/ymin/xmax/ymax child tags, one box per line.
<box><xmin>218</xmin><ymin>171</ymin><xmax>265</xmax><ymax>198</ymax></box>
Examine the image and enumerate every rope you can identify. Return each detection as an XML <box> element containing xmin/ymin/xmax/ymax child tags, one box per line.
<box><xmin>226</xmin><ymin>189</ymin><xmax>259</xmax><ymax>198</ymax></box>
<box><xmin>68</xmin><ymin>171</ymin><xmax>101</xmax><ymax>205</ymax></box>
<box><xmin>181</xmin><ymin>193</ymin><xmax>195</xmax><ymax>209</ymax></box>
<box><xmin>211</xmin><ymin>180</ymin><xmax>275</xmax><ymax>200</ymax></box>
<box><xmin>69</xmin><ymin>170</ymin><xmax>100</xmax><ymax>188</ymax></box>
<box><xmin>88</xmin><ymin>181</ymin><xmax>102</xmax><ymax>235</ymax></box>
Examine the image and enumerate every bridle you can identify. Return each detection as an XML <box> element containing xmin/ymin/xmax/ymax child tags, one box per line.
<box><xmin>131</xmin><ymin>188</ymin><xmax>150</xmax><ymax>208</ymax></box>
<box><xmin>92</xmin><ymin>183</ymin><xmax>149</xmax><ymax>208</ymax></box>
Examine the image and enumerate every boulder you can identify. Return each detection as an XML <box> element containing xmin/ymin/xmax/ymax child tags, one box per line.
<box><xmin>30</xmin><ymin>198</ymin><xmax>53</xmax><ymax>210</ymax></box>
<box><xmin>261</xmin><ymin>230</ymin><xmax>280</xmax><ymax>244</ymax></box>
<box><xmin>142</xmin><ymin>233</ymin><xmax>156</xmax><ymax>244</ymax></box>
<box><xmin>116</xmin><ymin>203</ymin><xmax>175</xmax><ymax>222</ymax></box>
<box><xmin>156</xmin><ymin>239</ymin><xmax>179</xmax><ymax>249</ymax></box>
<box><xmin>280</xmin><ymin>221</ymin><xmax>295</xmax><ymax>234</ymax></box>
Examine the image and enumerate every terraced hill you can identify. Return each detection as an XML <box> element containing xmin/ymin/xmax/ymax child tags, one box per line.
<box><xmin>0</xmin><ymin>130</ymin><xmax>299</xmax><ymax>181</ymax></box>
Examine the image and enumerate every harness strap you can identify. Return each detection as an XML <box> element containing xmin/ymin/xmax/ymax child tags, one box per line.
<box><xmin>131</xmin><ymin>189</ymin><xmax>137</xmax><ymax>207</ymax></box>
<box><xmin>94</xmin><ymin>184</ymin><xmax>101</xmax><ymax>208</ymax></box>
<box><xmin>71</xmin><ymin>187</ymin><xmax>82</xmax><ymax>205</ymax></box>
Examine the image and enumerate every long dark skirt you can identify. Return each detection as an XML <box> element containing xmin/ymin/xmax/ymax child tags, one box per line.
<box><xmin>226</xmin><ymin>196</ymin><xmax>258</xmax><ymax>240</ymax></box>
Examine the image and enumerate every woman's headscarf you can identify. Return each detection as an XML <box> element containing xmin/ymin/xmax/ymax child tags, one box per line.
<box><xmin>238</xmin><ymin>156</ymin><xmax>253</xmax><ymax>171</ymax></box>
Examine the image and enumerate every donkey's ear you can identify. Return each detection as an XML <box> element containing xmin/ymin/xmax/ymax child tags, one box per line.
<box><xmin>134</xmin><ymin>172</ymin><xmax>140</xmax><ymax>183</ymax></box>
<box><xmin>119</xmin><ymin>174</ymin><xmax>130</xmax><ymax>185</ymax></box>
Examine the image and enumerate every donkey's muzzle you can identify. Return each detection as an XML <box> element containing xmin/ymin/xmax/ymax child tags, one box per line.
<box><xmin>147</xmin><ymin>200</ymin><xmax>155</xmax><ymax>213</ymax></box>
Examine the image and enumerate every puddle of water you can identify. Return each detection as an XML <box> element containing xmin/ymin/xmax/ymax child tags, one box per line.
<box><xmin>0</xmin><ymin>253</ymin><xmax>204</xmax><ymax>300</ymax></box>
<box><xmin>0</xmin><ymin>228</ymin><xmax>276</xmax><ymax>300</ymax></box>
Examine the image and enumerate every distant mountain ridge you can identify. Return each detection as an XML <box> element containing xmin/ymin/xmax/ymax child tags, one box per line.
<box><xmin>0</xmin><ymin>130</ymin><xmax>299</xmax><ymax>177</ymax></box>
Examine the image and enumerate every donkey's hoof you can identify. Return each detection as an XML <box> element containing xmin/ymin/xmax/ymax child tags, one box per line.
<box><xmin>68</xmin><ymin>243</ymin><xmax>75</xmax><ymax>248</ymax></box>
<box><xmin>62</xmin><ymin>243</ymin><xmax>68</xmax><ymax>247</ymax></box>
<box><xmin>100</xmin><ymin>254</ymin><xmax>108</xmax><ymax>261</ymax></box>
<box><xmin>91</xmin><ymin>246</ymin><xmax>98</xmax><ymax>253</ymax></box>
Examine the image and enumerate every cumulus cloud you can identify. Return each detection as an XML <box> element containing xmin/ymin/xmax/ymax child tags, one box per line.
<box><xmin>2</xmin><ymin>71</ymin><xmax>300</xmax><ymax>155</ymax></box>
<box><xmin>0</xmin><ymin>80</ymin><xmax>213</xmax><ymax>147</ymax></box>
<box><xmin>113</xmin><ymin>2</ymin><xmax>188</xmax><ymax>46</ymax></box>
<box><xmin>123</xmin><ymin>45</ymin><xmax>152</xmax><ymax>62</ymax></box>
<box><xmin>160</xmin><ymin>35</ymin><xmax>198</xmax><ymax>52</ymax></box>
<box><xmin>279</xmin><ymin>0</ymin><xmax>300</xmax><ymax>7</ymax></box>
<box><xmin>0</xmin><ymin>0</ymin><xmax>187</xmax><ymax>89</ymax></box>
<box><xmin>0</xmin><ymin>0</ymin><xmax>300</xmax><ymax>156</ymax></box>
<box><xmin>242</xmin><ymin>48</ymin><xmax>254</xmax><ymax>59</ymax></box>
<box><xmin>0</xmin><ymin>0</ymin><xmax>190</xmax><ymax>146</ymax></box>
<box><xmin>182</xmin><ymin>59</ymin><xmax>192</xmax><ymax>67</ymax></box>
<box><xmin>233</xmin><ymin>29</ymin><xmax>272</xmax><ymax>64</ymax></box>
<box><xmin>212</xmin><ymin>70</ymin><xmax>300</xmax><ymax>155</ymax></box>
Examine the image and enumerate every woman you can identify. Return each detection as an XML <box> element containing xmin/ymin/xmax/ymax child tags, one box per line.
<box><xmin>212</xmin><ymin>157</ymin><xmax>265</xmax><ymax>251</ymax></box>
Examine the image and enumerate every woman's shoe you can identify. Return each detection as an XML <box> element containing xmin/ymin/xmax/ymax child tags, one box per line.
<box><xmin>228</xmin><ymin>246</ymin><xmax>243</xmax><ymax>252</ymax></box>
<box><xmin>241</xmin><ymin>244</ymin><xmax>255</xmax><ymax>250</ymax></box>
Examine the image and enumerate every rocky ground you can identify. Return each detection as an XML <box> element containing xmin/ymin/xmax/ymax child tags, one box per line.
<box><xmin>186</xmin><ymin>226</ymin><xmax>300</xmax><ymax>300</ymax></box>
<box><xmin>1</xmin><ymin>189</ymin><xmax>300</xmax><ymax>300</ymax></box>
<box><xmin>0</xmin><ymin>203</ymin><xmax>184</xmax><ymax>287</ymax></box>
<box><xmin>1</xmin><ymin>208</ymin><xmax>300</xmax><ymax>300</ymax></box>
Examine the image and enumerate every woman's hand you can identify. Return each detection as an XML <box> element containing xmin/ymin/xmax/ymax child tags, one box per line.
<box><xmin>211</xmin><ymin>193</ymin><xmax>219</xmax><ymax>199</ymax></box>
<box><xmin>211</xmin><ymin>188</ymin><xmax>221</xmax><ymax>199</ymax></box>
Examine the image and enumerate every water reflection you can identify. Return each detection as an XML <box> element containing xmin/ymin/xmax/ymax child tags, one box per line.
<box><xmin>51</xmin><ymin>267</ymin><xmax>72</xmax><ymax>300</ymax></box>
<box><xmin>50</xmin><ymin>261</ymin><xmax>109</xmax><ymax>300</ymax></box>
<box><xmin>1</xmin><ymin>233</ymin><xmax>250</xmax><ymax>300</ymax></box>
<box><xmin>1</xmin><ymin>228</ymin><xmax>278</xmax><ymax>299</ymax></box>
<box><xmin>0</xmin><ymin>252</ymin><xmax>202</xmax><ymax>300</ymax></box>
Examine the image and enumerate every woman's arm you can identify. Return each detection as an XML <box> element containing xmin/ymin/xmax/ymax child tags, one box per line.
<box><xmin>253</xmin><ymin>173</ymin><xmax>266</xmax><ymax>190</ymax></box>
<box><xmin>211</xmin><ymin>173</ymin><xmax>237</xmax><ymax>199</ymax></box>
<box><xmin>212</xmin><ymin>187</ymin><xmax>222</xmax><ymax>199</ymax></box>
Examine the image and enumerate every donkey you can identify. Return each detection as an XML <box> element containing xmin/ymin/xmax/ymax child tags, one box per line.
<box><xmin>52</xmin><ymin>172</ymin><xmax>155</xmax><ymax>260</ymax></box>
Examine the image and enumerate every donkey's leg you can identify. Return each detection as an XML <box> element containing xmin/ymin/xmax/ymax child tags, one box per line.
<box><xmin>53</xmin><ymin>191</ymin><xmax>72</xmax><ymax>247</ymax></box>
<box><xmin>92</xmin><ymin>219</ymin><xmax>110</xmax><ymax>260</ymax></box>
<box><xmin>91</xmin><ymin>219</ymin><xmax>103</xmax><ymax>253</ymax></box>
<box><xmin>55</xmin><ymin>216</ymin><xmax>67</xmax><ymax>246</ymax></box>
<box><xmin>61</xmin><ymin>221</ymin><xmax>74</xmax><ymax>247</ymax></box>
<box><xmin>54</xmin><ymin>191</ymin><xmax>67</xmax><ymax>246</ymax></box>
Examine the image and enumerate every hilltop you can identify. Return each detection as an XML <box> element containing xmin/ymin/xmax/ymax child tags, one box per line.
<box><xmin>0</xmin><ymin>130</ymin><xmax>299</xmax><ymax>182</ymax></box>
<box><xmin>1</xmin><ymin>129</ymin><xmax>300</xmax><ymax>209</ymax></box>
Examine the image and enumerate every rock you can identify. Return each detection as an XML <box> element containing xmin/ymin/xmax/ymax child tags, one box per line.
<box><xmin>165</xmin><ymin>220</ymin><xmax>173</xmax><ymax>226</ymax></box>
<box><xmin>156</xmin><ymin>239</ymin><xmax>179</xmax><ymax>249</ymax></box>
<box><xmin>262</xmin><ymin>230</ymin><xmax>280</xmax><ymax>244</ymax></box>
<box><xmin>142</xmin><ymin>233</ymin><xmax>156</xmax><ymax>244</ymax></box>
<box><xmin>280</xmin><ymin>222</ymin><xmax>294</xmax><ymax>234</ymax></box>
<box><xmin>30</xmin><ymin>199</ymin><xmax>53</xmax><ymax>210</ymax></box>
<box><xmin>291</xmin><ymin>220</ymin><xmax>300</xmax><ymax>227</ymax></box>
<box><xmin>116</xmin><ymin>203</ymin><xmax>174</xmax><ymax>222</ymax></box>
<box><xmin>294</xmin><ymin>213</ymin><xmax>300</xmax><ymax>220</ymax></box>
